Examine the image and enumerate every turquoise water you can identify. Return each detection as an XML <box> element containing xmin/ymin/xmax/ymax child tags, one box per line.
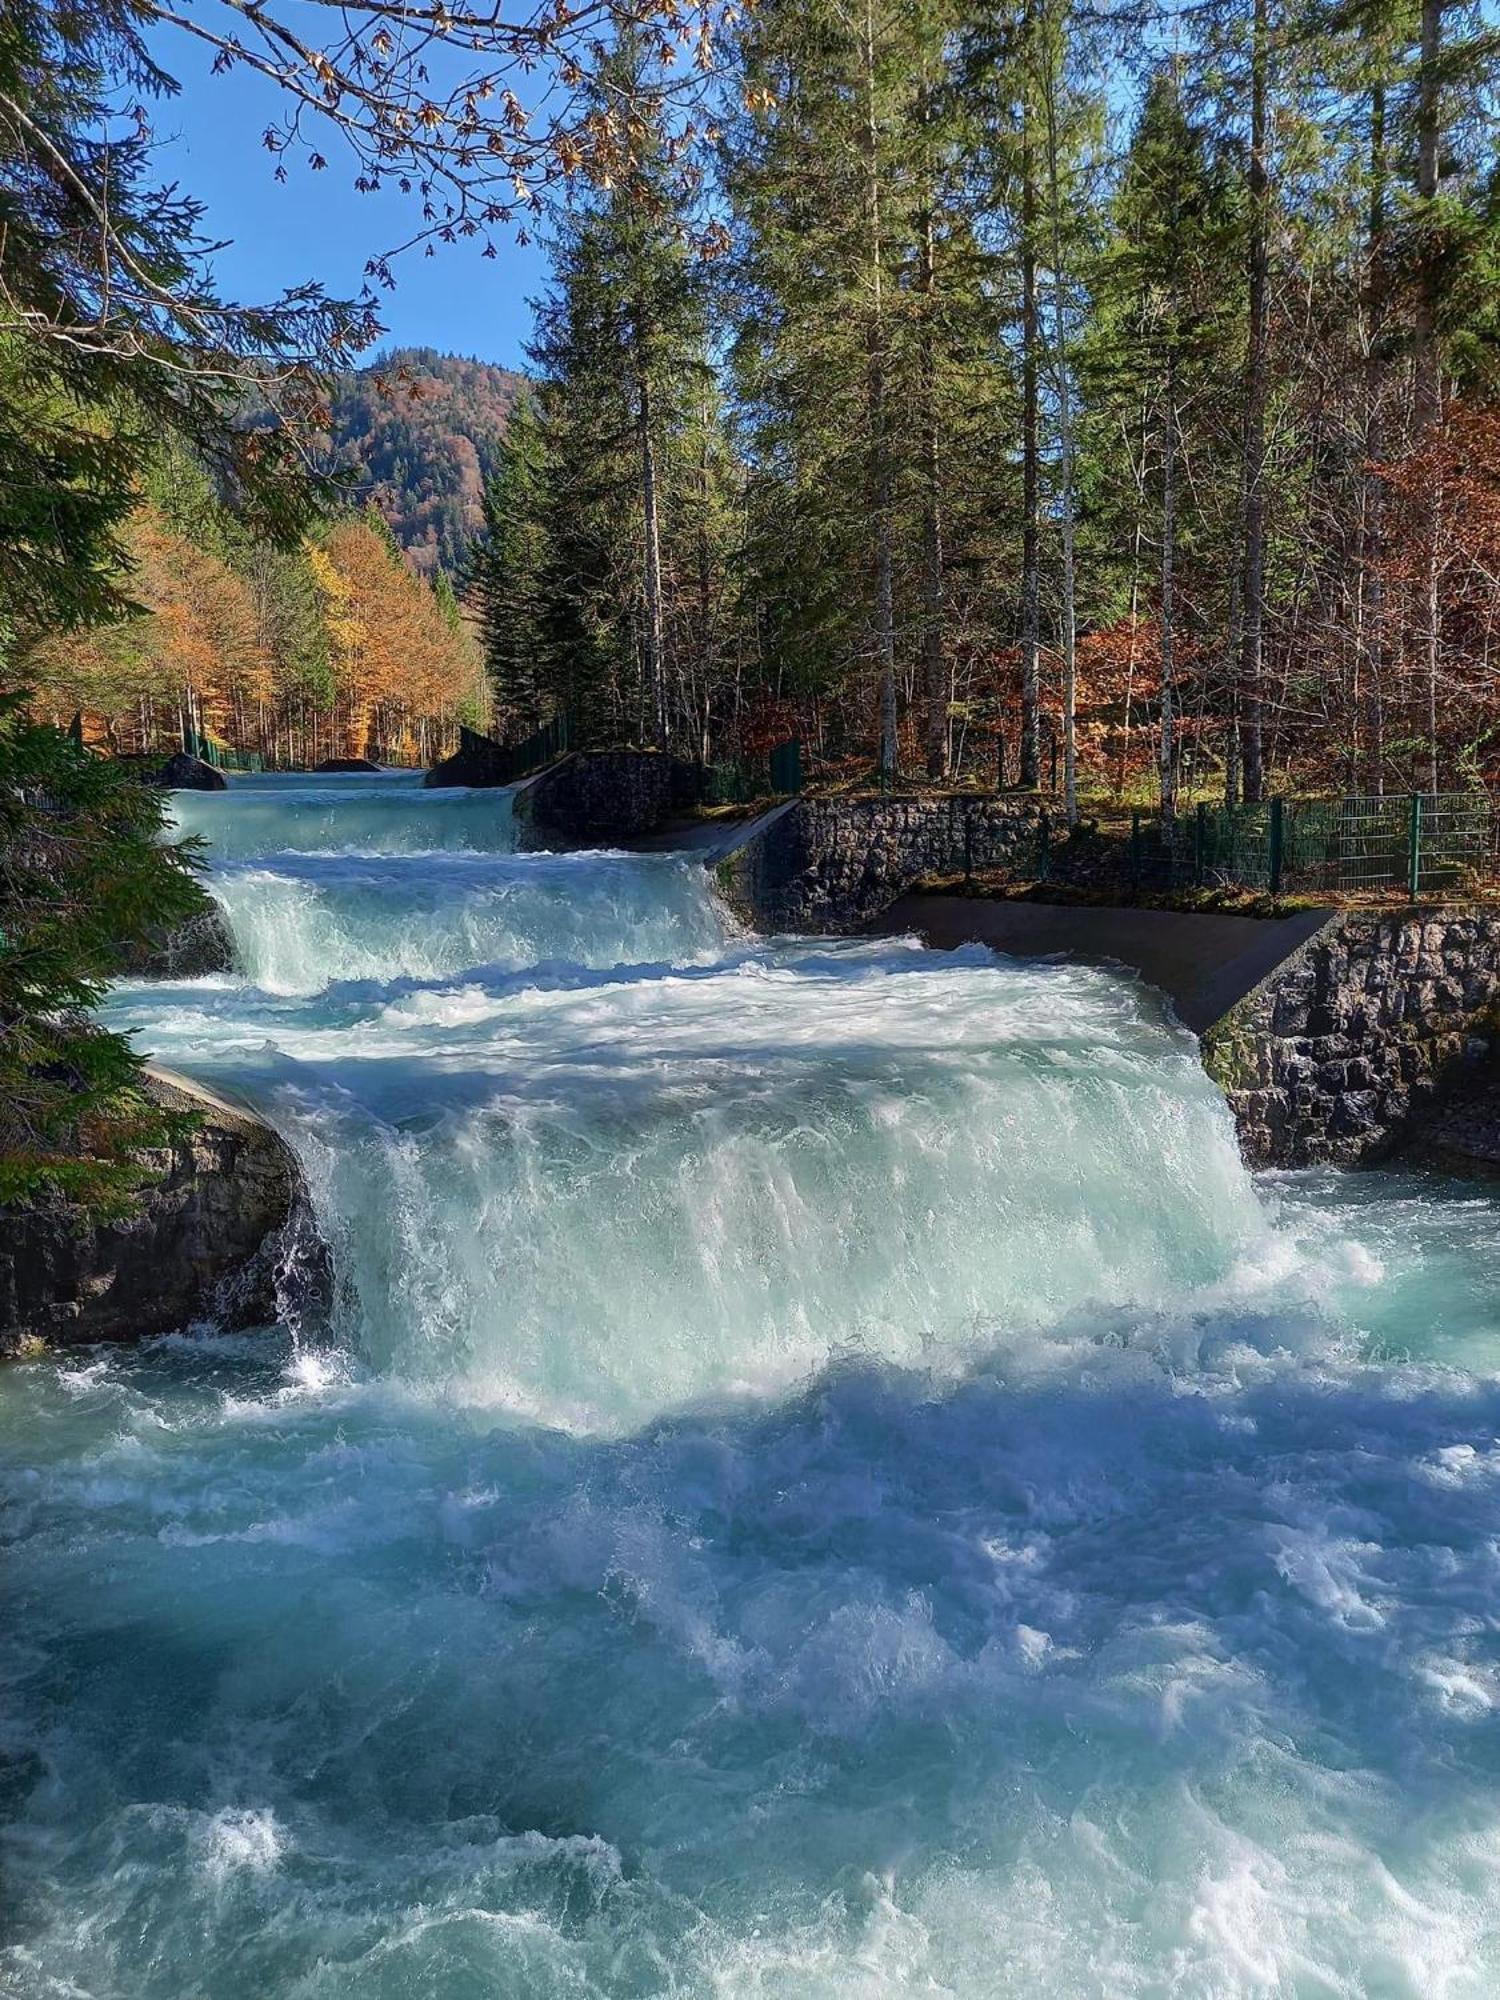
<box><xmin>6</xmin><ymin>771</ymin><xmax>1500</xmax><ymax>1996</ymax></box>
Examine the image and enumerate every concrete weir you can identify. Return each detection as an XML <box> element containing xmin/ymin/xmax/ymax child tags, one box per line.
<box><xmin>873</xmin><ymin>894</ymin><xmax>1331</xmax><ymax>1035</ymax></box>
<box><xmin>704</xmin><ymin>796</ymin><xmax>1500</xmax><ymax>1171</ymax></box>
<box><xmin>876</xmin><ymin>897</ymin><xmax>1500</xmax><ymax>1170</ymax></box>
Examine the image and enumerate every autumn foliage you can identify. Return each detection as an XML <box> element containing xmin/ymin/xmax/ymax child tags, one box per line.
<box><xmin>25</xmin><ymin>509</ymin><xmax>484</xmax><ymax>769</ymax></box>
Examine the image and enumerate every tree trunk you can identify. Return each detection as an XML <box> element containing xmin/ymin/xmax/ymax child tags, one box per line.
<box><xmin>1360</xmin><ymin>71</ymin><xmax>1388</xmax><ymax>796</ymax></box>
<box><xmin>1237</xmin><ymin>0</ymin><xmax>1270</xmax><ymax>803</ymax></box>
<box><xmin>1161</xmin><ymin>356</ymin><xmax>1179</xmax><ymax>824</ymax></box>
<box><xmin>1042</xmin><ymin>33</ymin><xmax>1078</xmax><ymax>825</ymax></box>
<box><xmin>637</xmin><ymin>352</ymin><xmax>667</xmax><ymax>749</ymax></box>
<box><xmin>1414</xmin><ymin>0</ymin><xmax>1443</xmax><ymax>793</ymax></box>
<box><xmin>1019</xmin><ymin>26</ymin><xmax>1042</xmax><ymax>790</ymax></box>
<box><xmin>863</xmin><ymin>0</ymin><xmax>899</xmax><ymax>781</ymax></box>
<box><xmin>919</xmin><ymin>95</ymin><xmax>947</xmax><ymax>782</ymax></box>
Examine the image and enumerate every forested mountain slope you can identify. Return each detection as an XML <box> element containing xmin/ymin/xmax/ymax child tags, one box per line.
<box><xmin>326</xmin><ymin>348</ymin><xmax>526</xmax><ymax>577</ymax></box>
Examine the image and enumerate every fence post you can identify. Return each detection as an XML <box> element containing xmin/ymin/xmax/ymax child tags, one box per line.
<box><xmin>1131</xmin><ymin>808</ymin><xmax>1142</xmax><ymax>892</ymax></box>
<box><xmin>1407</xmin><ymin>793</ymin><xmax>1423</xmax><ymax>902</ymax></box>
<box><xmin>1269</xmin><ymin>797</ymin><xmax>1285</xmax><ymax>898</ymax></box>
<box><xmin>1195</xmin><ymin>802</ymin><xmax>1207</xmax><ymax>886</ymax></box>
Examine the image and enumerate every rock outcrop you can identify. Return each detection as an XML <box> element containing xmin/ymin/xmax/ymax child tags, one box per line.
<box><xmin>0</xmin><ymin>1069</ymin><xmax>323</xmax><ymax>1353</ymax></box>
<box><xmin>315</xmin><ymin>756</ymin><xmax>381</xmax><ymax>773</ymax></box>
<box><xmin>153</xmin><ymin>752</ymin><xmax>227</xmax><ymax>791</ymax></box>
<box><xmin>424</xmin><ymin>726</ymin><xmax>514</xmax><ymax>788</ymax></box>
<box><xmin>1203</xmin><ymin>909</ymin><xmax>1500</xmax><ymax>1167</ymax></box>
<box><xmin>714</xmin><ymin>794</ymin><xmax>1053</xmax><ymax>933</ymax></box>
<box><xmin>119</xmin><ymin>902</ymin><xmax>237</xmax><ymax>979</ymax></box>
<box><xmin>514</xmin><ymin>751</ymin><xmax>674</xmax><ymax>847</ymax></box>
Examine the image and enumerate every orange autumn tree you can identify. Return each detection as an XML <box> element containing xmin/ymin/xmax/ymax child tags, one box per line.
<box><xmin>309</xmin><ymin>514</ymin><xmax>483</xmax><ymax>764</ymax></box>
<box><xmin>25</xmin><ymin>506</ymin><xmax>268</xmax><ymax>753</ymax></box>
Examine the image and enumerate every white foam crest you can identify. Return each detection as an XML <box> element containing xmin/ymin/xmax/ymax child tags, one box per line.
<box><xmin>251</xmin><ymin>944</ymin><xmax>1268</xmax><ymax>1428</ymax></box>
<box><xmin>208</xmin><ymin>848</ymin><xmax>727</xmax><ymax>996</ymax></box>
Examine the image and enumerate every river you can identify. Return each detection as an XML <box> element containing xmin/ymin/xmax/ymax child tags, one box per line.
<box><xmin>5</xmin><ymin>769</ymin><xmax>1500</xmax><ymax>1996</ymax></box>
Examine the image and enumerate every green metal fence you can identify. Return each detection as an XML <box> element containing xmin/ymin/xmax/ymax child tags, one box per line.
<box><xmin>700</xmin><ymin>739</ymin><xmax>803</xmax><ymax>806</ymax></box>
<box><xmin>1120</xmin><ymin>792</ymin><xmax>1493</xmax><ymax>898</ymax></box>
<box><xmin>183</xmin><ymin>726</ymin><xmax>263</xmax><ymax>773</ymax></box>
<box><xmin>495</xmin><ymin>713</ymin><xmax>573</xmax><ymax>784</ymax></box>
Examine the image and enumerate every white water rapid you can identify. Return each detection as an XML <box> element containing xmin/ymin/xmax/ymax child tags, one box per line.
<box><xmin>5</xmin><ymin>769</ymin><xmax>1500</xmax><ymax>1997</ymax></box>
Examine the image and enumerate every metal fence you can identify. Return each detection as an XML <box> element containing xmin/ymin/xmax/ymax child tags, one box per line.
<box><xmin>1118</xmin><ymin>792</ymin><xmax>1493</xmax><ymax>898</ymax></box>
<box><xmin>183</xmin><ymin>726</ymin><xmax>263</xmax><ymax>773</ymax></box>
<box><xmin>491</xmin><ymin>713</ymin><xmax>574</xmax><ymax>784</ymax></box>
<box><xmin>699</xmin><ymin>738</ymin><xmax>803</xmax><ymax>806</ymax></box>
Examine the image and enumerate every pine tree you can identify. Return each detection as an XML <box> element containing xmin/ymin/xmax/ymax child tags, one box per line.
<box><xmin>1087</xmin><ymin>69</ymin><xmax>1241</xmax><ymax>818</ymax></box>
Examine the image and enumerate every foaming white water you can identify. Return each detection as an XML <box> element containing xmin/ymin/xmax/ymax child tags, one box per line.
<box><xmin>121</xmin><ymin>935</ymin><xmax>1263</xmax><ymax>1426</ymax></box>
<box><xmin>211</xmin><ymin>849</ymin><xmax>727</xmax><ymax>995</ymax></box>
<box><xmin>7</xmin><ymin>771</ymin><xmax>1500</xmax><ymax>1998</ymax></box>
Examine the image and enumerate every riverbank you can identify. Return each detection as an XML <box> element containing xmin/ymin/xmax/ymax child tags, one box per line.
<box><xmin>0</xmin><ymin>1067</ymin><xmax>317</xmax><ymax>1354</ymax></box>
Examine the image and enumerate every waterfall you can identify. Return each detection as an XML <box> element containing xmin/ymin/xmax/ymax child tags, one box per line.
<box><xmin>5</xmin><ymin>768</ymin><xmax>1500</xmax><ymax>1998</ymax></box>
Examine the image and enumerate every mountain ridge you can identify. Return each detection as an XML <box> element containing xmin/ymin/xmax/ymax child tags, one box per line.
<box><xmin>323</xmin><ymin>345</ymin><xmax>525</xmax><ymax>577</ymax></box>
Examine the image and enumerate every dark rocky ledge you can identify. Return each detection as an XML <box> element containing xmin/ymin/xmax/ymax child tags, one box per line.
<box><xmin>0</xmin><ymin>1068</ymin><xmax>325</xmax><ymax>1355</ymax></box>
<box><xmin>152</xmin><ymin>751</ymin><xmax>226</xmax><ymax>791</ymax></box>
<box><xmin>424</xmin><ymin>725</ymin><xmax>514</xmax><ymax>788</ymax></box>
<box><xmin>714</xmin><ymin>794</ymin><xmax>1053</xmax><ymax>934</ymax></box>
<box><xmin>119</xmin><ymin>902</ymin><xmax>237</xmax><ymax>979</ymax></box>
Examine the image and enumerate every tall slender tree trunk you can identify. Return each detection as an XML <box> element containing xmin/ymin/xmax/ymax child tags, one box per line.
<box><xmin>1019</xmin><ymin>23</ymin><xmax>1042</xmax><ymax>790</ymax></box>
<box><xmin>636</xmin><ymin>346</ymin><xmax>667</xmax><ymax>749</ymax></box>
<box><xmin>1161</xmin><ymin>356</ymin><xmax>1180</xmax><ymax>823</ymax></box>
<box><xmin>919</xmin><ymin>90</ymin><xmax>947</xmax><ymax>781</ymax></box>
<box><xmin>1238</xmin><ymin>0</ymin><xmax>1270</xmax><ymax>803</ymax></box>
<box><xmin>1042</xmin><ymin>27</ymin><xmax>1078</xmax><ymax>824</ymax></box>
<box><xmin>697</xmin><ymin>394</ymin><xmax>714</xmax><ymax>762</ymax></box>
<box><xmin>1360</xmin><ymin>71</ymin><xmax>1388</xmax><ymax>795</ymax></box>
<box><xmin>1414</xmin><ymin>0</ymin><xmax>1443</xmax><ymax>793</ymax></box>
<box><xmin>863</xmin><ymin>0</ymin><xmax>898</xmax><ymax>780</ymax></box>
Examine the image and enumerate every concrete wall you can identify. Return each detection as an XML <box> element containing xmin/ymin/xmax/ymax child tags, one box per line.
<box><xmin>875</xmin><ymin>894</ymin><xmax>1330</xmax><ymax>1034</ymax></box>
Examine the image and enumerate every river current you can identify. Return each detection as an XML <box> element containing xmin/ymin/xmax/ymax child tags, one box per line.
<box><xmin>6</xmin><ymin>769</ymin><xmax>1500</xmax><ymax>1997</ymax></box>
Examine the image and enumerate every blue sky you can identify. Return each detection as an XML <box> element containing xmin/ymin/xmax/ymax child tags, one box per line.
<box><xmin>146</xmin><ymin>25</ymin><xmax>544</xmax><ymax>371</ymax></box>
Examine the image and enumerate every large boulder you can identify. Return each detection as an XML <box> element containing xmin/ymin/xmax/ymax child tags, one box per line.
<box><xmin>315</xmin><ymin>756</ymin><xmax>381</xmax><ymax>773</ymax></box>
<box><xmin>424</xmin><ymin>725</ymin><xmax>513</xmax><ymax>789</ymax></box>
<box><xmin>0</xmin><ymin>1069</ymin><xmax>326</xmax><ymax>1353</ymax></box>
<box><xmin>153</xmin><ymin>752</ymin><xmax>226</xmax><ymax>791</ymax></box>
<box><xmin>118</xmin><ymin>902</ymin><xmax>237</xmax><ymax>979</ymax></box>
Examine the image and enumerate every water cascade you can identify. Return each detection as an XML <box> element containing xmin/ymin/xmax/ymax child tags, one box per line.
<box><xmin>5</xmin><ymin>769</ymin><xmax>1500</xmax><ymax>1996</ymax></box>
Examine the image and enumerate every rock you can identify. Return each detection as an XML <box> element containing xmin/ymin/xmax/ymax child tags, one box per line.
<box><xmin>152</xmin><ymin>752</ymin><xmax>227</xmax><ymax>791</ymax></box>
<box><xmin>315</xmin><ymin>756</ymin><xmax>382</xmax><ymax>773</ymax></box>
<box><xmin>515</xmin><ymin>750</ymin><xmax>675</xmax><ymax>847</ymax></box>
<box><xmin>0</xmin><ymin>1068</ymin><xmax>327</xmax><ymax>1354</ymax></box>
<box><xmin>425</xmin><ymin>726</ymin><xmax>513</xmax><ymax>788</ymax></box>
<box><xmin>119</xmin><ymin>902</ymin><xmax>237</xmax><ymax>979</ymax></box>
<box><xmin>1408</xmin><ymin>1078</ymin><xmax>1500</xmax><ymax>1175</ymax></box>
